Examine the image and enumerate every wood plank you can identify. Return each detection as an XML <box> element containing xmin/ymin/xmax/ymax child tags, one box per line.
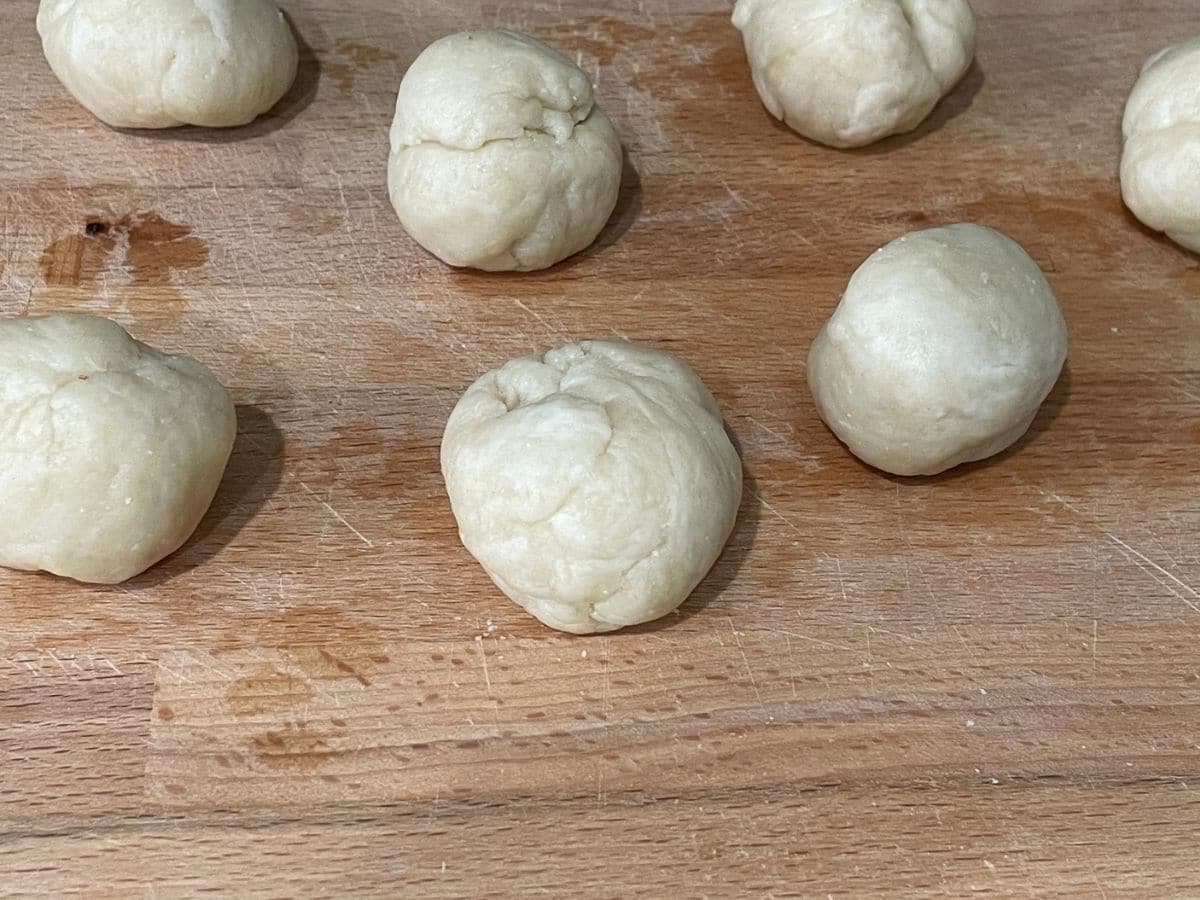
<box><xmin>2</xmin><ymin>0</ymin><xmax>1199</xmax><ymax>893</ymax></box>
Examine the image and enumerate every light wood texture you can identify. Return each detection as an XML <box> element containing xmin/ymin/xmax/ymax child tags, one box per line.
<box><xmin>3</xmin><ymin>0</ymin><xmax>1199</xmax><ymax>895</ymax></box>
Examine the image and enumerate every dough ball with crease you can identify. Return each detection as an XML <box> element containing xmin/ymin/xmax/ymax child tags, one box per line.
<box><xmin>36</xmin><ymin>0</ymin><xmax>298</xmax><ymax>129</ymax></box>
<box><xmin>807</xmin><ymin>224</ymin><xmax>1067</xmax><ymax>476</ymax></box>
<box><xmin>0</xmin><ymin>314</ymin><xmax>236</xmax><ymax>584</ymax></box>
<box><xmin>388</xmin><ymin>29</ymin><xmax>622</xmax><ymax>272</ymax></box>
<box><xmin>1120</xmin><ymin>36</ymin><xmax>1200</xmax><ymax>253</ymax></box>
<box><xmin>441</xmin><ymin>341</ymin><xmax>743</xmax><ymax>634</ymax></box>
<box><xmin>731</xmin><ymin>0</ymin><xmax>976</xmax><ymax>149</ymax></box>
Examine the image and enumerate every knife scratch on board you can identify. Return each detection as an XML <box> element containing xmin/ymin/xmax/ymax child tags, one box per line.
<box><xmin>1041</xmin><ymin>490</ymin><xmax>1200</xmax><ymax>614</ymax></box>
<box><xmin>297</xmin><ymin>479</ymin><xmax>376</xmax><ymax>548</ymax></box>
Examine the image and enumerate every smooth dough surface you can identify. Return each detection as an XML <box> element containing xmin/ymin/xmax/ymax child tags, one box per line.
<box><xmin>731</xmin><ymin>0</ymin><xmax>976</xmax><ymax>148</ymax></box>
<box><xmin>0</xmin><ymin>315</ymin><xmax>236</xmax><ymax>583</ymax></box>
<box><xmin>442</xmin><ymin>341</ymin><xmax>743</xmax><ymax>634</ymax></box>
<box><xmin>388</xmin><ymin>29</ymin><xmax>622</xmax><ymax>272</ymax></box>
<box><xmin>807</xmin><ymin>224</ymin><xmax>1067</xmax><ymax>476</ymax></box>
<box><xmin>1120</xmin><ymin>36</ymin><xmax>1200</xmax><ymax>253</ymax></box>
<box><xmin>37</xmin><ymin>0</ymin><xmax>298</xmax><ymax>128</ymax></box>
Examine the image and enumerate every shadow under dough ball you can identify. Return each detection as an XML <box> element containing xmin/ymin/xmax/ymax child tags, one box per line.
<box><xmin>732</xmin><ymin>0</ymin><xmax>976</xmax><ymax>149</ymax></box>
<box><xmin>0</xmin><ymin>314</ymin><xmax>236</xmax><ymax>584</ymax></box>
<box><xmin>388</xmin><ymin>29</ymin><xmax>622</xmax><ymax>272</ymax></box>
<box><xmin>36</xmin><ymin>0</ymin><xmax>298</xmax><ymax>128</ymax></box>
<box><xmin>441</xmin><ymin>341</ymin><xmax>743</xmax><ymax>634</ymax></box>
<box><xmin>807</xmin><ymin>223</ymin><xmax>1067</xmax><ymax>476</ymax></box>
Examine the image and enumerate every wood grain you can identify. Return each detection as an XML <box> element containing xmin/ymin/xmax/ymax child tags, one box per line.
<box><xmin>3</xmin><ymin>0</ymin><xmax>1200</xmax><ymax>895</ymax></box>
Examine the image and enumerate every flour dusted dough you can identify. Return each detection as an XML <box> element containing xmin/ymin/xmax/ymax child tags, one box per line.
<box><xmin>388</xmin><ymin>29</ymin><xmax>622</xmax><ymax>272</ymax></box>
<box><xmin>0</xmin><ymin>315</ymin><xmax>236</xmax><ymax>583</ymax></box>
<box><xmin>1120</xmin><ymin>36</ymin><xmax>1200</xmax><ymax>253</ymax></box>
<box><xmin>808</xmin><ymin>224</ymin><xmax>1067</xmax><ymax>476</ymax></box>
<box><xmin>731</xmin><ymin>0</ymin><xmax>976</xmax><ymax>148</ymax></box>
<box><xmin>37</xmin><ymin>0</ymin><xmax>298</xmax><ymax>128</ymax></box>
<box><xmin>442</xmin><ymin>341</ymin><xmax>742</xmax><ymax>634</ymax></box>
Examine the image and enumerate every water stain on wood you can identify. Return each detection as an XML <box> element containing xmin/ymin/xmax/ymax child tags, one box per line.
<box><xmin>210</xmin><ymin>604</ymin><xmax>386</xmax><ymax>651</ymax></box>
<box><xmin>39</xmin><ymin>212</ymin><xmax>209</xmax><ymax>288</ymax></box>
<box><xmin>531</xmin><ymin>17</ymin><xmax>656</xmax><ymax>68</ymax></box>
<box><xmin>325</xmin><ymin>41</ymin><xmax>398</xmax><ymax>93</ymax></box>
<box><xmin>287</xmin><ymin>643</ymin><xmax>384</xmax><ymax>688</ymax></box>
<box><xmin>250</xmin><ymin>720</ymin><xmax>343</xmax><ymax>770</ymax></box>
<box><xmin>226</xmin><ymin>664</ymin><xmax>315</xmax><ymax>717</ymax></box>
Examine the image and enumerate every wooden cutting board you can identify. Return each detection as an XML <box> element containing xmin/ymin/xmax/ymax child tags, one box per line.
<box><xmin>3</xmin><ymin>0</ymin><xmax>1199</xmax><ymax>894</ymax></box>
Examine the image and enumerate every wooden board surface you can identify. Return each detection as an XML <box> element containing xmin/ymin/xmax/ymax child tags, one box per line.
<box><xmin>3</xmin><ymin>0</ymin><xmax>1199</xmax><ymax>895</ymax></box>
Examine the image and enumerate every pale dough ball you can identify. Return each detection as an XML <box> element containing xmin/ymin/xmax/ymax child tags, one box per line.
<box><xmin>1120</xmin><ymin>36</ymin><xmax>1200</xmax><ymax>253</ymax></box>
<box><xmin>731</xmin><ymin>0</ymin><xmax>976</xmax><ymax>149</ymax></box>
<box><xmin>388</xmin><ymin>29</ymin><xmax>622</xmax><ymax>272</ymax></box>
<box><xmin>808</xmin><ymin>224</ymin><xmax>1067</xmax><ymax>476</ymax></box>
<box><xmin>442</xmin><ymin>341</ymin><xmax>743</xmax><ymax>634</ymax></box>
<box><xmin>37</xmin><ymin>0</ymin><xmax>298</xmax><ymax>129</ymax></box>
<box><xmin>0</xmin><ymin>315</ymin><xmax>236</xmax><ymax>583</ymax></box>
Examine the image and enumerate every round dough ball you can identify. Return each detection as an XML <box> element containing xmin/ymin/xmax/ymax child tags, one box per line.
<box><xmin>441</xmin><ymin>341</ymin><xmax>743</xmax><ymax>634</ymax></box>
<box><xmin>36</xmin><ymin>0</ymin><xmax>298</xmax><ymax>129</ymax></box>
<box><xmin>388</xmin><ymin>29</ymin><xmax>622</xmax><ymax>272</ymax></box>
<box><xmin>731</xmin><ymin>0</ymin><xmax>976</xmax><ymax>149</ymax></box>
<box><xmin>1120</xmin><ymin>36</ymin><xmax>1200</xmax><ymax>253</ymax></box>
<box><xmin>807</xmin><ymin>224</ymin><xmax>1067</xmax><ymax>476</ymax></box>
<box><xmin>0</xmin><ymin>315</ymin><xmax>237</xmax><ymax>583</ymax></box>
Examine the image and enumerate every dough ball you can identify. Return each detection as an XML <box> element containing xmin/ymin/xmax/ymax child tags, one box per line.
<box><xmin>731</xmin><ymin>0</ymin><xmax>976</xmax><ymax>148</ymax></box>
<box><xmin>807</xmin><ymin>224</ymin><xmax>1067</xmax><ymax>476</ymax></box>
<box><xmin>388</xmin><ymin>29</ymin><xmax>622</xmax><ymax>272</ymax></box>
<box><xmin>37</xmin><ymin>0</ymin><xmax>298</xmax><ymax>129</ymax></box>
<box><xmin>0</xmin><ymin>315</ymin><xmax>236</xmax><ymax>583</ymax></box>
<box><xmin>442</xmin><ymin>341</ymin><xmax>742</xmax><ymax>634</ymax></box>
<box><xmin>1120</xmin><ymin>36</ymin><xmax>1200</xmax><ymax>253</ymax></box>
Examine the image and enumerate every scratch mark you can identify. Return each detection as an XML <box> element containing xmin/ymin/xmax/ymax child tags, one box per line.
<box><xmin>1171</xmin><ymin>377</ymin><xmax>1200</xmax><ymax>405</ymax></box>
<box><xmin>784</xmin><ymin>635</ymin><xmax>798</xmax><ymax>698</ymax></box>
<box><xmin>43</xmin><ymin>648</ymin><xmax>70</xmax><ymax>675</ymax></box>
<box><xmin>1104</xmin><ymin>530</ymin><xmax>1200</xmax><ymax>614</ymax></box>
<box><xmin>156</xmin><ymin>662</ymin><xmax>195</xmax><ymax>686</ymax></box>
<box><xmin>861</xmin><ymin>623</ymin><xmax>930</xmax><ymax>645</ymax></box>
<box><xmin>833</xmin><ymin>557</ymin><xmax>850</xmax><ymax>604</ymax></box>
<box><xmin>1042</xmin><ymin>491</ymin><xmax>1199</xmax><ymax>614</ymax></box>
<box><xmin>513</xmin><ymin>297</ymin><xmax>569</xmax><ymax>341</ymax></box>
<box><xmin>952</xmin><ymin>625</ymin><xmax>979</xmax><ymax>661</ymax></box>
<box><xmin>1092</xmin><ymin>619</ymin><xmax>1099</xmax><ymax>675</ymax></box>
<box><xmin>775</xmin><ymin>628</ymin><xmax>853</xmax><ymax>652</ymax></box>
<box><xmin>607</xmin><ymin>325</ymin><xmax>631</xmax><ymax>341</ymax></box>
<box><xmin>729</xmin><ymin>618</ymin><xmax>765</xmax><ymax>711</ymax></box>
<box><xmin>180</xmin><ymin>651</ymin><xmax>234</xmax><ymax>682</ymax></box>
<box><xmin>298</xmin><ymin>480</ymin><xmax>375</xmax><ymax>548</ymax></box>
<box><xmin>745</xmin><ymin>415</ymin><xmax>790</xmax><ymax>444</ymax></box>
<box><xmin>217</xmin><ymin>566</ymin><xmax>262</xmax><ymax>599</ymax></box>
<box><xmin>601</xmin><ymin>637</ymin><xmax>611</xmax><ymax>717</ymax></box>
<box><xmin>474</xmin><ymin>636</ymin><xmax>493</xmax><ymax>698</ymax></box>
<box><xmin>752</xmin><ymin>488</ymin><xmax>802</xmax><ymax>535</ymax></box>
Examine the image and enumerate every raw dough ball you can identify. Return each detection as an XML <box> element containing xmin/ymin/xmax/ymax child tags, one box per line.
<box><xmin>807</xmin><ymin>224</ymin><xmax>1067</xmax><ymax>476</ymax></box>
<box><xmin>1120</xmin><ymin>36</ymin><xmax>1200</xmax><ymax>253</ymax></box>
<box><xmin>442</xmin><ymin>341</ymin><xmax>742</xmax><ymax>634</ymax></box>
<box><xmin>36</xmin><ymin>0</ymin><xmax>298</xmax><ymax>129</ymax></box>
<box><xmin>0</xmin><ymin>315</ymin><xmax>237</xmax><ymax>583</ymax></box>
<box><xmin>388</xmin><ymin>29</ymin><xmax>622</xmax><ymax>272</ymax></box>
<box><xmin>731</xmin><ymin>0</ymin><xmax>976</xmax><ymax>149</ymax></box>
